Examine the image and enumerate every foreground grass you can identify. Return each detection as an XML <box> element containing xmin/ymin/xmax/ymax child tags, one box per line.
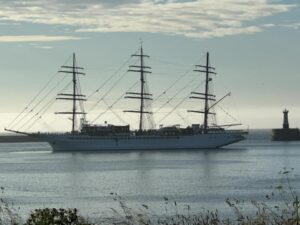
<box><xmin>1</xmin><ymin>168</ymin><xmax>299</xmax><ymax>225</ymax></box>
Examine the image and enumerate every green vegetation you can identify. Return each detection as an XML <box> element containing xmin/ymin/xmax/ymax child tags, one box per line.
<box><xmin>1</xmin><ymin>168</ymin><xmax>299</xmax><ymax>225</ymax></box>
<box><xmin>24</xmin><ymin>209</ymin><xmax>90</xmax><ymax>225</ymax></box>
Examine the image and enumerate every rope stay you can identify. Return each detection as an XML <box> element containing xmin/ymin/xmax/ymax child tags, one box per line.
<box><xmin>156</xmin><ymin>80</ymin><xmax>204</xmax><ymax>125</ymax></box>
<box><xmin>141</xmin><ymin>74</ymin><xmax>155</xmax><ymax>129</ymax></box>
<box><xmin>9</xmin><ymin>75</ymin><xmax>70</xmax><ymax>131</ymax></box>
<box><xmin>88</xmin><ymin>69</ymin><xmax>130</xmax><ymax>112</ymax></box>
<box><xmin>156</xmin><ymin>94</ymin><xmax>189</xmax><ymax>125</ymax></box>
<box><xmin>7</xmin><ymin>56</ymin><xmax>72</xmax><ymax>129</ymax></box>
<box><xmin>152</xmin><ymin>66</ymin><xmax>194</xmax><ymax>103</ymax></box>
<box><xmin>101</xmin><ymin>99</ymin><xmax>127</xmax><ymax>125</ymax></box>
<box><xmin>91</xmin><ymin>80</ymin><xmax>139</xmax><ymax>123</ymax></box>
<box><xmin>21</xmin><ymin>82</ymin><xmax>72</xmax><ymax>132</ymax></box>
<box><xmin>150</xmin><ymin>57</ymin><xmax>186</xmax><ymax>67</ymax></box>
<box><xmin>154</xmin><ymin>78</ymin><xmax>204</xmax><ymax>115</ymax></box>
<box><xmin>23</xmin><ymin>98</ymin><xmax>57</xmax><ymax>132</ymax></box>
<box><xmin>216</xmin><ymin>104</ymin><xmax>241</xmax><ymax>124</ymax></box>
<box><xmin>175</xmin><ymin>110</ymin><xmax>191</xmax><ymax>126</ymax></box>
<box><xmin>152</xmin><ymin>54</ymin><xmax>206</xmax><ymax>104</ymax></box>
<box><xmin>7</xmin><ymin>56</ymin><xmax>73</xmax><ymax>130</ymax></box>
<box><xmin>7</xmin><ymin>74</ymin><xmax>57</xmax><ymax>129</ymax></box>
<box><xmin>86</xmin><ymin>53</ymin><xmax>137</xmax><ymax>100</ymax></box>
<box><xmin>76</xmin><ymin>76</ymin><xmax>86</xmax><ymax>126</ymax></box>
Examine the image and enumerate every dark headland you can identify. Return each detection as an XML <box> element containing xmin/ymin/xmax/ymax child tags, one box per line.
<box><xmin>0</xmin><ymin>134</ymin><xmax>40</xmax><ymax>143</ymax></box>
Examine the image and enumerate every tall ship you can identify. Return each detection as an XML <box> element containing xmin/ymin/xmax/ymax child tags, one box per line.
<box><xmin>6</xmin><ymin>46</ymin><xmax>247</xmax><ymax>151</ymax></box>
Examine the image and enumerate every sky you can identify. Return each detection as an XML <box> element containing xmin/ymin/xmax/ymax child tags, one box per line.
<box><xmin>0</xmin><ymin>0</ymin><xmax>299</xmax><ymax>132</ymax></box>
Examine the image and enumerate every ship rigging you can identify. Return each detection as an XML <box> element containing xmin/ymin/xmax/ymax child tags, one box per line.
<box><xmin>5</xmin><ymin>45</ymin><xmax>247</xmax><ymax>151</ymax></box>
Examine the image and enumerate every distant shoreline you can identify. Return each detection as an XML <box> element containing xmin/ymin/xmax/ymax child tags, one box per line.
<box><xmin>0</xmin><ymin>135</ymin><xmax>41</xmax><ymax>143</ymax></box>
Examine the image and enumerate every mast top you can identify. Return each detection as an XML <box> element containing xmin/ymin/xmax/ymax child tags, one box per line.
<box><xmin>56</xmin><ymin>53</ymin><xmax>86</xmax><ymax>133</ymax></box>
<box><xmin>139</xmin><ymin>38</ymin><xmax>143</xmax><ymax>49</ymax></box>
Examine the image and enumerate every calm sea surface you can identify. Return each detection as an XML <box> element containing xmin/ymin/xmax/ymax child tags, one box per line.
<box><xmin>0</xmin><ymin>129</ymin><xmax>300</xmax><ymax>218</ymax></box>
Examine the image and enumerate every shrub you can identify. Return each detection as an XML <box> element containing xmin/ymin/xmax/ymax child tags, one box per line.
<box><xmin>24</xmin><ymin>208</ymin><xmax>92</xmax><ymax>225</ymax></box>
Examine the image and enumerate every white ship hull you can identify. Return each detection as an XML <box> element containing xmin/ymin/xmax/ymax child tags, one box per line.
<box><xmin>34</xmin><ymin>131</ymin><xmax>245</xmax><ymax>152</ymax></box>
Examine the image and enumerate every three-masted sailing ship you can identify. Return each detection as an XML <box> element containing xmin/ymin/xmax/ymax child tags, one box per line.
<box><xmin>6</xmin><ymin>47</ymin><xmax>246</xmax><ymax>151</ymax></box>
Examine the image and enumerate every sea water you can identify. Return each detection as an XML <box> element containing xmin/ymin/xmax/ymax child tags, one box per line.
<box><xmin>0</xmin><ymin>129</ymin><xmax>299</xmax><ymax>219</ymax></box>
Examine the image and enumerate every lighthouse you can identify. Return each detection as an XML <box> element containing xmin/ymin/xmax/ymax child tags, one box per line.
<box><xmin>283</xmin><ymin>109</ymin><xmax>289</xmax><ymax>129</ymax></box>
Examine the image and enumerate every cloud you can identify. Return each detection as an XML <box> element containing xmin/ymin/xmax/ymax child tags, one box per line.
<box><xmin>262</xmin><ymin>23</ymin><xmax>275</xmax><ymax>28</ymax></box>
<box><xmin>38</xmin><ymin>45</ymin><xmax>54</xmax><ymax>49</ymax></box>
<box><xmin>279</xmin><ymin>22</ymin><xmax>300</xmax><ymax>29</ymax></box>
<box><xmin>29</xmin><ymin>43</ymin><xmax>54</xmax><ymax>49</ymax></box>
<box><xmin>0</xmin><ymin>0</ymin><xmax>296</xmax><ymax>38</ymax></box>
<box><xmin>0</xmin><ymin>35</ymin><xmax>82</xmax><ymax>42</ymax></box>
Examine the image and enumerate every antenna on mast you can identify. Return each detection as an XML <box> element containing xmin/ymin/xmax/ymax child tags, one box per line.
<box><xmin>139</xmin><ymin>37</ymin><xmax>143</xmax><ymax>47</ymax></box>
<box><xmin>56</xmin><ymin>53</ymin><xmax>87</xmax><ymax>134</ymax></box>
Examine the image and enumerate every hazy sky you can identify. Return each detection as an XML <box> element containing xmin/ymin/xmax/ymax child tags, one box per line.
<box><xmin>0</xmin><ymin>0</ymin><xmax>299</xmax><ymax>131</ymax></box>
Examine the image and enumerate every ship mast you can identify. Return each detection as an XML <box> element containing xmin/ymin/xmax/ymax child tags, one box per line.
<box><xmin>56</xmin><ymin>53</ymin><xmax>86</xmax><ymax>134</ymax></box>
<box><xmin>188</xmin><ymin>52</ymin><xmax>216</xmax><ymax>133</ymax></box>
<box><xmin>203</xmin><ymin>53</ymin><xmax>211</xmax><ymax>132</ymax></box>
<box><xmin>124</xmin><ymin>45</ymin><xmax>153</xmax><ymax>132</ymax></box>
